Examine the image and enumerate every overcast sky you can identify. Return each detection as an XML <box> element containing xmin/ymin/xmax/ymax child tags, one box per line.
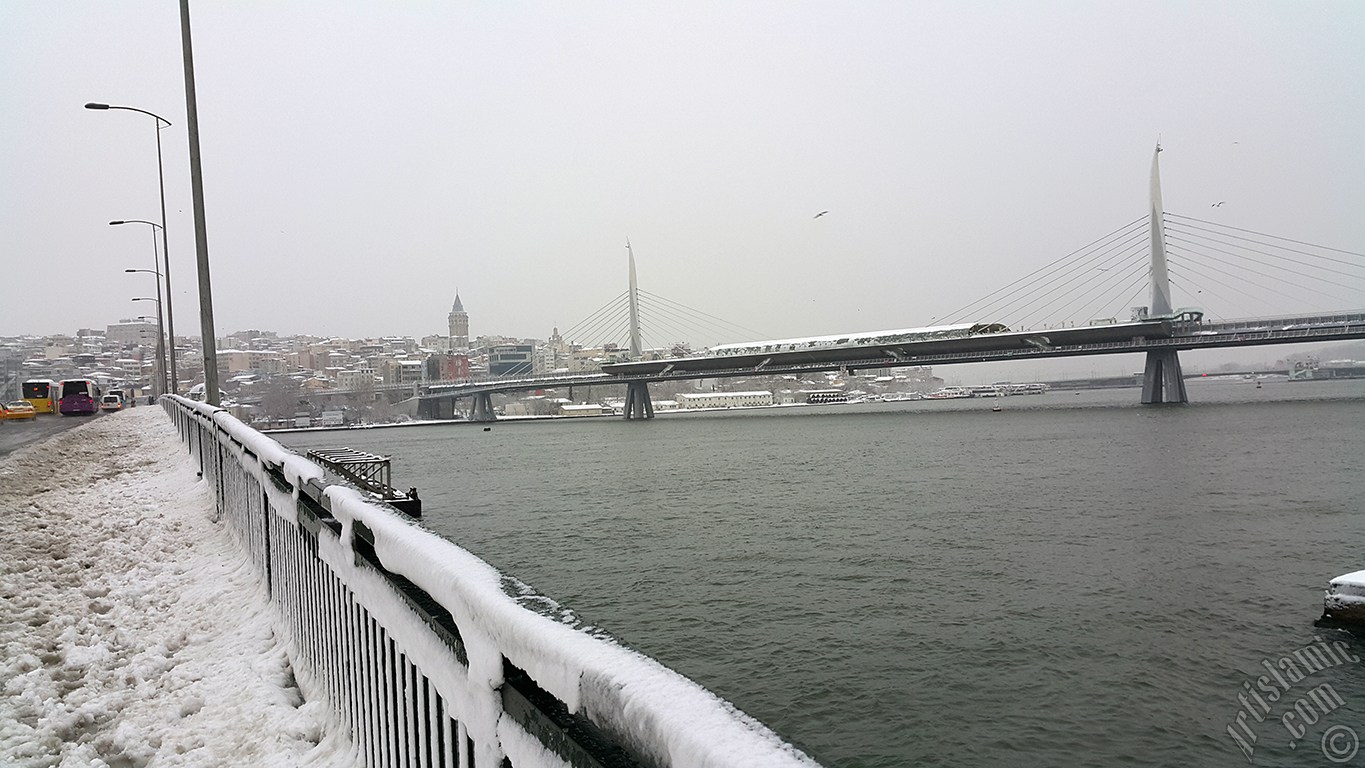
<box><xmin>3</xmin><ymin>2</ymin><xmax>1363</xmax><ymax>357</ymax></box>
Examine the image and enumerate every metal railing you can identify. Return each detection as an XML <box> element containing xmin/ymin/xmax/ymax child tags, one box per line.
<box><xmin>161</xmin><ymin>395</ymin><xmax>818</xmax><ymax>768</ymax></box>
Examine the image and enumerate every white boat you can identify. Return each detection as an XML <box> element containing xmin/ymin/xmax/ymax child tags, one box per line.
<box><xmin>1323</xmin><ymin>571</ymin><xmax>1365</xmax><ymax>623</ymax></box>
<box><xmin>925</xmin><ymin>387</ymin><xmax>974</xmax><ymax>400</ymax></box>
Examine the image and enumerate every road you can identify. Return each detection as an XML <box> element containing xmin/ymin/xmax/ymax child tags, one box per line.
<box><xmin>0</xmin><ymin>411</ymin><xmax>104</xmax><ymax>458</ymax></box>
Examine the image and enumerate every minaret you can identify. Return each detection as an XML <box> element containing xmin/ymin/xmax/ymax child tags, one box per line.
<box><xmin>447</xmin><ymin>291</ymin><xmax>469</xmax><ymax>351</ymax></box>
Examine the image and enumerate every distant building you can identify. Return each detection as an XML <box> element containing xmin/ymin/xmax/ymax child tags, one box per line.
<box><xmin>678</xmin><ymin>391</ymin><xmax>773</xmax><ymax>409</ymax></box>
<box><xmin>382</xmin><ymin>359</ymin><xmax>425</xmax><ymax>386</ymax></box>
<box><xmin>105</xmin><ymin>319</ymin><xmax>157</xmax><ymax>348</ymax></box>
<box><xmin>448</xmin><ymin>292</ymin><xmax>469</xmax><ymax>351</ymax></box>
<box><xmin>488</xmin><ymin>344</ymin><xmax>535</xmax><ymax>377</ymax></box>
<box><xmin>337</xmin><ymin>367</ymin><xmax>377</xmax><ymax>390</ymax></box>
<box><xmin>426</xmin><ymin>353</ymin><xmax>470</xmax><ymax>382</ymax></box>
<box><xmin>223</xmin><ymin>349</ymin><xmax>287</xmax><ymax>375</ymax></box>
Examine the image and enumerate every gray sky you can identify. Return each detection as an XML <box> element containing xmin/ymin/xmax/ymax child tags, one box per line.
<box><xmin>3</xmin><ymin>2</ymin><xmax>1363</xmax><ymax>354</ymax></box>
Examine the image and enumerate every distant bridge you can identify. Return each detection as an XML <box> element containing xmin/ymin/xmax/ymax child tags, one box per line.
<box><xmin>416</xmin><ymin>310</ymin><xmax>1365</xmax><ymax>420</ymax></box>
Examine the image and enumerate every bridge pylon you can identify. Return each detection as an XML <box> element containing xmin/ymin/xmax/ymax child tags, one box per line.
<box><xmin>1142</xmin><ymin>143</ymin><xmax>1188</xmax><ymax>404</ymax></box>
<box><xmin>470</xmin><ymin>392</ymin><xmax>497</xmax><ymax>422</ymax></box>
<box><xmin>627</xmin><ymin>239</ymin><xmax>643</xmax><ymax>359</ymax></box>
<box><xmin>1141</xmin><ymin>349</ymin><xmax>1187</xmax><ymax>404</ymax></box>
<box><xmin>623</xmin><ymin>381</ymin><xmax>654</xmax><ymax>420</ymax></box>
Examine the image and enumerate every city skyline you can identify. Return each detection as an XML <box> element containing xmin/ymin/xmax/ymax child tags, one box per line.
<box><xmin>2</xmin><ymin>3</ymin><xmax>1363</xmax><ymax>348</ymax></box>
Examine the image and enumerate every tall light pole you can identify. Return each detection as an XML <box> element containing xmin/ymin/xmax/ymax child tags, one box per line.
<box><xmin>111</xmin><ymin>220</ymin><xmax>176</xmax><ymax>395</ymax></box>
<box><xmin>85</xmin><ymin>103</ymin><xmax>179</xmax><ymax>395</ymax></box>
<box><xmin>126</xmin><ymin>268</ymin><xmax>167</xmax><ymax>397</ymax></box>
<box><xmin>131</xmin><ymin>298</ymin><xmax>164</xmax><ymax>396</ymax></box>
<box><xmin>179</xmin><ymin>0</ymin><xmax>220</xmax><ymax>407</ymax></box>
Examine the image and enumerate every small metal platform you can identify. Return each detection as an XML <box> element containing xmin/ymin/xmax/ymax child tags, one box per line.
<box><xmin>306</xmin><ymin>447</ymin><xmax>421</xmax><ymax>517</ymax></box>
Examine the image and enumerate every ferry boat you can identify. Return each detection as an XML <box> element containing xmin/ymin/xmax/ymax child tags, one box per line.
<box><xmin>925</xmin><ymin>387</ymin><xmax>974</xmax><ymax>400</ymax></box>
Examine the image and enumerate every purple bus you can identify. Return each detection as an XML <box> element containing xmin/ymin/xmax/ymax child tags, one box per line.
<box><xmin>58</xmin><ymin>379</ymin><xmax>101</xmax><ymax>415</ymax></box>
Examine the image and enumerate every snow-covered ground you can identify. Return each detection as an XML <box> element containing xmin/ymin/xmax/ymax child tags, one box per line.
<box><xmin>0</xmin><ymin>408</ymin><xmax>354</xmax><ymax>767</ymax></box>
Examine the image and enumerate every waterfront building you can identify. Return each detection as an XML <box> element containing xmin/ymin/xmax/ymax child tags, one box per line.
<box><xmin>677</xmin><ymin>391</ymin><xmax>774</xmax><ymax>409</ymax></box>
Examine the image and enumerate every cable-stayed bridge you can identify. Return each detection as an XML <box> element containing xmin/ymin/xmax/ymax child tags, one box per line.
<box><xmin>421</xmin><ymin>148</ymin><xmax>1365</xmax><ymax>420</ymax></box>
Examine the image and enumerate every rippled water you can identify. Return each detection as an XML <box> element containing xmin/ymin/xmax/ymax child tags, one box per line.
<box><xmin>282</xmin><ymin>379</ymin><xmax>1365</xmax><ymax>767</ymax></box>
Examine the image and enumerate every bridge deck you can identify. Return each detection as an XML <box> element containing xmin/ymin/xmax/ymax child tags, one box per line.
<box><xmin>418</xmin><ymin>313</ymin><xmax>1365</xmax><ymax>401</ymax></box>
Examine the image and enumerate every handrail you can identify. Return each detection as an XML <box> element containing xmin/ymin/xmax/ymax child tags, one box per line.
<box><xmin>159</xmin><ymin>394</ymin><xmax>819</xmax><ymax>768</ymax></box>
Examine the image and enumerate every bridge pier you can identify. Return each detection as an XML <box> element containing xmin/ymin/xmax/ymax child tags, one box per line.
<box><xmin>470</xmin><ymin>392</ymin><xmax>497</xmax><ymax>422</ymax></box>
<box><xmin>1141</xmin><ymin>349</ymin><xmax>1188</xmax><ymax>404</ymax></box>
<box><xmin>623</xmin><ymin>381</ymin><xmax>654</xmax><ymax>420</ymax></box>
<box><xmin>417</xmin><ymin>397</ymin><xmax>456</xmax><ymax>420</ymax></box>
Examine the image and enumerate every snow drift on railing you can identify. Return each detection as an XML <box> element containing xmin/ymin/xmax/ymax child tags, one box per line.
<box><xmin>167</xmin><ymin>396</ymin><xmax>819</xmax><ymax>768</ymax></box>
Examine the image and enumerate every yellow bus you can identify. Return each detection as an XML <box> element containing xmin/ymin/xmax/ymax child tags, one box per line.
<box><xmin>21</xmin><ymin>379</ymin><xmax>57</xmax><ymax>414</ymax></box>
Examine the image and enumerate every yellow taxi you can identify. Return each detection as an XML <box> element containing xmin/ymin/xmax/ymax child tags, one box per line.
<box><xmin>4</xmin><ymin>400</ymin><xmax>37</xmax><ymax>420</ymax></box>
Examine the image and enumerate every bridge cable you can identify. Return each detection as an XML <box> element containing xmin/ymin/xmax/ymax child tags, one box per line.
<box><xmin>561</xmin><ymin>291</ymin><xmax>629</xmax><ymax>345</ymax></box>
<box><xmin>1166</xmin><ymin>213</ymin><xmax>1365</xmax><ymax>264</ymax></box>
<box><xmin>1165</xmin><ymin>238</ymin><xmax>1361</xmax><ymax>306</ymax></box>
<box><xmin>1166</xmin><ymin>270</ymin><xmax>1232</xmax><ymax>320</ymax></box>
<box><xmin>1167</xmin><ymin>265</ymin><xmax>1257</xmax><ymax>318</ymax></box>
<box><xmin>636</xmin><ymin>303</ymin><xmax>729</xmax><ymax>349</ymax></box>
<box><xmin>934</xmin><ymin>215</ymin><xmax>1148</xmax><ymax>325</ymax></box>
<box><xmin>634</xmin><ymin>303</ymin><xmax>708</xmax><ymax>349</ymax></box>
<box><xmin>1065</xmin><ymin>254</ymin><xmax>1152</xmax><ymax>324</ymax></box>
<box><xmin>1165</xmin><ymin>246</ymin><xmax>1312</xmax><ymax>308</ymax></box>
<box><xmin>636</xmin><ymin>294</ymin><xmax>748</xmax><ymax>344</ymax></box>
<box><xmin>1017</xmin><ymin>253</ymin><xmax>1144</xmax><ymax>329</ymax></box>
<box><xmin>939</xmin><ymin>218</ymin><xmax>1148</xmax><ymax>325</ymax></box>
<box><xmin>1065</xmin><ymin>244</ymin><xmax>1152</xmax><ymax>322</ymax></box>
<box><xmin>634</xmin><ymin>292</ymin><xmax>774</xmax><ymax>350</ymax></box>
<box><xmin>638</xmin><ymin>289</ymin><xmax>770</xmax><ymax>340</ymax></box>
<box><xmin>962</xmin><ymin>226</ymin><xmax>1149</xmax><ymax>328</ymax></box>
<box><xmin>1164</xmin><ymin>227</ymin><xmax>1365</xmax><ymax>284</ymax></box>
<box><xmin>995</xmin><ymin>236</ymin><xmax>1149</xmax><ymax>328</ymax></box>
<box><xmin>570</xmin><ymin>295</ymin><xmax>634</xmax><ymax>349</ymax></box>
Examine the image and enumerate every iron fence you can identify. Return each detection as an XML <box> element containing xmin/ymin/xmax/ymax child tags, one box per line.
<box><xmin>161</xmin><ymin>395</ymin><xmax>817</xmax><ymax>768</ymax></box>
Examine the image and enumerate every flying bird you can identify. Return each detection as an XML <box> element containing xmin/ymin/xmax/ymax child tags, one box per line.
<box><xmin>1212</xmin><ymin>201</ymin><xmax>1226</xmax><ymax>207</ymax></box>
<box><xmin>813</xmin><ymin>210</ymin><xmax>829</xmax><ymax>219</ymax></box>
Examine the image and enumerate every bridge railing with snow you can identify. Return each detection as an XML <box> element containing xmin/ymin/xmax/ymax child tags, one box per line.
<box><xmin>161</xmin><ymin>395</ymin><xmax>817</xmax><ymax>768</ymax></box>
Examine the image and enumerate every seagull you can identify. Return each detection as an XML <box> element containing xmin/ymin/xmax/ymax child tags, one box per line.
<box><xmin>1212</xmin><ymin>201</ymin><xmax>1225</xmax><ymax>207</ymax></box>
<box><xmin>813</xmin><ymin>210</ymin><xmax>829</xmax><ymax>219</ymax></box>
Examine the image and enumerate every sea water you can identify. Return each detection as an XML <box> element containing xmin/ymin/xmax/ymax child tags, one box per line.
<box><xmin>282</xmin><ymin>379</ymin><xmax>1365</xmax><ymax>767</ymax></box>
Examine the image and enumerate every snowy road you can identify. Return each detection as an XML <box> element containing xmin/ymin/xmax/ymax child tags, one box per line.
<box><xmin>0</xmin><ymin>411</ymin><xmax>93</xmax><ymax>459</ymax></box>
<box><xmin>0</xmin><ymin>407</ymin><xmax>353</xmax><ymax>767</ymax></box>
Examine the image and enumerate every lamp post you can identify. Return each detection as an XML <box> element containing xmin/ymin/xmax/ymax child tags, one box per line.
<box><xmin>125</xmin><ymin>267</ymin><xmax>167</xmax><ymax>397</ymax></box>
<box><xmin>131</xmin><ymin>297</ymin><xmax>163</xmax><ymax>397</ymax></box>
<box><xmin>86</xmin><ymin>103</ymin><xmax>178</xmax><ymax>394</ymax></box>
<box><xmin>111</xmin><ymin>220</ymin><xmax>176</xmax><ymax>395</ymax></box>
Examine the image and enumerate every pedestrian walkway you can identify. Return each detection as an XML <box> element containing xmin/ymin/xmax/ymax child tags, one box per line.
<box><xmin>0</xmin><ymin>408</ymin><xmax>353</xmax><ymax>767</ymax></box>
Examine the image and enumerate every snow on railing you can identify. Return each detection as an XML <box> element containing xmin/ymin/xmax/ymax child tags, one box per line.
<box><xmin>160</xmin><ymin>394</ymin><xmax>819</xmax><ymax>768</ymax></box>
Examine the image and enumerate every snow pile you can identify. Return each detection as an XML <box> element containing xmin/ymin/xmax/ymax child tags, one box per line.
<box><xmin>0</xmin><ymin>408</ymin><xmax>353</xmax><ymax>767</ymax></box>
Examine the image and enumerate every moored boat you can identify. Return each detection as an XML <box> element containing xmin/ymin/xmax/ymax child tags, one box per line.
<box><xmin>1323</xmin><ymin>571</ymin><xmax>1365</xmax><ymax>623</ymax></box>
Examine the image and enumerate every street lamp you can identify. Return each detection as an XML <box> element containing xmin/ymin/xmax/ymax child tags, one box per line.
<box><xmin>125</xmin><ymin>266</ymin><xmax>167</xmax><ymax>398</ymax></box>
<box><xmin>131</xmin><ymin>297</ymin><xmax>163</xmax><ymax>397</ymax></box>
<box><xmin>111</xmin><ymin>220</ymin><xmax>176</xmax><ymax>394</ymax></box>
<box><xmin>87</xmin><ymin>102</ymin><xmax>178</xmax><ymax>394</ymax></box>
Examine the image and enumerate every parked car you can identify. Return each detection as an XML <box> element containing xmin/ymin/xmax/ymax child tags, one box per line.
<box><xmin>100</xmin><ymin>394</ymin><xmax>124</xmax><ymax>412</ymax></box>
<box><xmin>4</xmin><ymin>400</ymin><xmax>37</xmax><ymax>420</ymax></box>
